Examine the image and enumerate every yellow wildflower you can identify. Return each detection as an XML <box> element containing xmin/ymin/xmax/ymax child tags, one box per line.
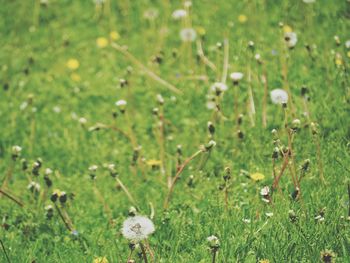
<box><xmin>283</xmin><ymin>25</ymin><xmax>293</xmax><ymax>33</ymax></box>
<box><xmin>70</xmin><ymin>73</ymin><xmax>81</xmax><ymax>82</ymax></box>
<box><xmin>196</xmin><ymin>26</ymin><xmax>206</xmax><ymax>36</ymax></box>
<box><xmin>93</xmin><ymin>257</ymin><xmax>108</xmax><ymax>263</ymax></box>
<box><xmin>238</xmin><ymin>14</ymin><xmax>247</xmax><ymax>23</ymax></box>
<box><xmin>335</xmin><ymin>58</ymin><xmax>343</xmax><ymax>66</ymax></box>
<box><xmin>250</xmin><ymin>172</ymin><xmax>265</xmax><ymax>181</ymax></box>
<box><xmin>110</xmin><ymin>31</ymin><xmax>120</xmax><ymax>40</ymax></box>
<box><xmin>66</xmin><ymin>59</ymin><xmax>79</xmax><ymax>70</ymax></box>
<box><xmin>96</xmin><ymin>37</ymin><xmax>108</xmax><ymax>48</ymax></box>
<box><xmin>259</xmin><ymin>260</ymin><xmax>270</xmax><ymax>263</ymax></box>
<box><xmin>146</xmin><ymin>159</ymin><xmax>162</xmax><ymax>167</ymax></box>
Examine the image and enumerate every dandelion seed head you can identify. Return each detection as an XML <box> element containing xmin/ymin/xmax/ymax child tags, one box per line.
<box><xmin>121</xmin><ymin>215</ymin><xmax>155</xmax><ymax>242</ymax></box>
<box><xmin>116</xmin><ymin>100</ymin><xmax>127</xmax><ymax>107</ymax></box>
<box><xmin>270</xmin><ymin>89</ymin><xmax>288</xmax><ymax>104</ymax></box>
<box><xmin>284</xmin><ymin>32</ymin><xmax>297</xmax><ymax>48</ymax></box>
<box><xmin>172</xmin><ymin>9</ymin><xmax>187</xmax><ymax>20</ymax></box>
<box><xmin>210</xmin><ymin>82</ymin><xmax>228</xmax><ymax>93</ymax></box>
<box><xmin>230</xmin><ymin>72</ymin><xmax>244</xmax><ymax>82</ymax></box>
<box><xmin>180</xmin><ymin>28</ymin><xmax>197</xmax><ymax>42</ymax></box>
<box><xmin>260</xmin><ymin>186</ymin><xmax>270</xmax><ymax>196</ymax></box>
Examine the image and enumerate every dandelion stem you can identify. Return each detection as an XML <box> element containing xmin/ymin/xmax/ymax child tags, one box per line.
<box><xmin>163</xmin><ymin>149</ymin><xmax>204</xmax><ymax>209</ymax></box>
<box><xmin>0</xmin><ymin>239</ymin><xmax>11</xmax><ymax>263</ymax></box>
<box><xmin>348</xmin><ymin>183</ymin><xmax>350</xmax><ymax>217</ymax></box>
<box><xmin>111</xmin><ymin>43</ymin><xmax>182</xmax><ymax>94</ymax></box>
<box><xmin>196</xmin><ymin>40</ymin><xmax>217</xmax><ymax>72</ymax></box>
<box><xmin>272</xmin><ymin>151</ymin><xmax>289</xmax><ymax>191</ymax></box>
<box><xmin>212</xmin><ymin>250</ymin><xmax>217</xmax><ymax>263</ymax></box>
<box><xmin>224</xmin><ymin>186</ymin><xmax>229</xmax><ymax>211</ymax></box>
<box><xmin>262</xmin><ymin>66</ymin><xmax>268</xmax><ymax>128</ymax></box>
<box><xmin>140</xmin><ymin>242</ymin><xmax>148</xmax><ymax>263</ymax></box>
<box><xmin>221</xmin><ymin>38</ymin><xmax>229</xmax><ymax>83</ymax></box>
<box><xmin>116</xmin><ymin>178</ymin><xmax>137</xmax><ymax>207</ymax></box>
<box><xmin>1</xmin><ymin>160</ymin><xmax>15</xmax><ymax>189</ymax></box>
<box><xmin>93</xmin><ymin>183</ymin><xmax>112</xmax><ymax>221</ymax></box>
<box><xmin>247</xmin><ymin>67</ymin><xmax>255</xmax><ymax>127</ymax></box>
<box><xmin>313</xmin><ymin>134</ymin><xmax>326</xmax><ymax>185</ymax></box>
<box><xmin>54</xmin><ymin>203</ymin><xmax>73</xmax><ymax>232</ymax></box>
<box><xmin>158</xmin><ymin>106</ymin><xmax>166</xmax><ymax>177</ymax></box>
<box><xmin>0</xmin><ymin>189</ymin><xmax>23</xmax><ymax>207</ymax></box>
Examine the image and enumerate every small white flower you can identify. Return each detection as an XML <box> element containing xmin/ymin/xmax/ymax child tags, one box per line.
<box><xmin>156</xmin><ymin>94</ymin><xmax>164</xmax><ymax>104</ymax></box>
<box><xmin>20</xmin><ymin>101</ymin><xmax>28</xmax><ymax>110</ymax></box>
<box><xmin>207</xmin><ymin>140</ymin><xmax>216</xmax><ymax>148</ymax></box>
<box><xmin>94</xmin><ymin>0</ymin><xmax>105</xmax><ymax>5</ymax></box>
<box><xmin>79</xmin><ymin>117</ymin><xmax>87</xmax><ymax>124</ymax></box>
<box><xmin>12</xmin><ymin>145</ymin><xmax>22</xmax><ymax>155</ymax></box>
<box><xmin>184</xmin><ymin>1</ymin><xmax>192</xmax><ymax>8</ymax></box>
<box><xmin>242</xmin><ymin>218</ymin><xmax>251</xmax><ymax>223</ymax></box>
<box><xmin>270</xmin><ymin>89</ymin><xmax>288</xmax><ymax>104</ymax></box>
<box><xmin>121</xmin><ymin>215</ymin><xmax>155</xmax><ymax>242</ymax></box>
<box><xmin>345</xmin><ymin>40</ymin><xmax>350</xmax><ymax>49</ymax></box>
<box><xmin>45</xmin><ymin>168</ymin><xmax>53</xmax><ymax>175</ymax></box>
<box><xmin>265</xmin><ymin>212</ymin><xmax>274</xmax><ymax>217</ymax></box>
<box><xmin>206</xmin><ymin>101</ymin><xmax>216</xmax><ymax>110</ymax></box>
<box><xmin>260</xmin><ymin>186</ymin><xmax>270</xmax><ymax>196</ymax></box>
<box><xmin>27</xmin><ymin>181</ymin><xmax>40</xmax><ymax>192</ymax></box>
<box><xmin>284</xmin><ymin>32</ymin><xmax>297</xmax><ymax>48</ymax></box>
<box><xmin>45</xmin><ymin>204</ymin><xmax>53</xmax><ymax>210</ymax></box>
<box><xmin>53</xmin><ymin>106</ymin><xmax>61</xmax><ymax>113</ymax></box>
<box><xmin>230</xmin><ymin>72</ymin><xmax>244</xmax><ymax>82</ymax></box>
<box><xmin>143</xmin><ymin>8</ymin><xmax>159</xmax><ymax>20</ymax></box>
<box><xmin>172</xmin><ymin>9</ymin><xmax>187</xmax><ymax>20</ymax></box>
<box><xmin>315</xmin><ymin>215</ymin><xmax>324</xmax><ymax>221</ymax></box>
<box><xmin>207</xmin><ymin>235</ymin><xmax>220</xmax><ymax>248</ymax></box>
<box><xmin>116</xmin><ymin>100</ymin><xmax>127</xmax><ymax>107</ymax></box>
<box><xmin>89</xmin><ymin>165</ymin><xmax>98</xmax><ymax>172</ymax></box>
<box><xmin>210</xmin><ymin>82</ymin><xmax>228</xmax><ymax>93</ymax></box>
<box><xmin>180</xmin><ymin>28</ymin><xmax>197</xmax><ymax>42</ymax></box>
<box><xmin>71</xmin><ymin>112</ymin><xmax>78</xmax><ymax>120</ymax></box>
<box><xmin>255</xmin><ymin>53</ymin><xmax>261</xmax><ymax>61</ymax></box>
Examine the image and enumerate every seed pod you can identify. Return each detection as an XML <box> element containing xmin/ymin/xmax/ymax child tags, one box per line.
<box><xmin>207</xmin><ymin>122</ymin><xmax>215</xmax><ymax>136</ymax></box>
<box><xmin>223</xmin><ymin>167</ymin><xmax>231</xmax><ymax>181</ymax></box>
<box><xmin>237</xmin><ymin>114</ymin><xmax>243</xmax><ymax>126</ymax></box>
<box><xmin>59</xmin><ymin>192</ymin><xmax>67</xmax><ymax>204</ymax></box>
<box><xmin>128</xmin><ymin>206</ymin><xmax>137</xmax><ymax>217</ymax></box>
<box><xmin>237</xmin><ymin>130</ymin><xmax>244</xmax><ymax>139</ymax></box>
<box><xmin>44</xmin><ymin>176</ymin><xmax>52</xmax><ymax>187</ymax></box>
<box><xmin>50</xmin><ymin>191</ymin><xmax>59</xmax><ymax>202</ymax></box>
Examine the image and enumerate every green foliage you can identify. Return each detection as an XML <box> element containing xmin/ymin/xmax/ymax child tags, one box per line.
<box><xmin>0</xmin><ymin>0</ymin><xmax>349</xmax><ymax>262</ymax></box>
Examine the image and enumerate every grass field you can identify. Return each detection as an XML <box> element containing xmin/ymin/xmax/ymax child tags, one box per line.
<box><xmin>1</xmin><ymin>0</ymin><xmax>350</xmax><ymax>262</ymax></box>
